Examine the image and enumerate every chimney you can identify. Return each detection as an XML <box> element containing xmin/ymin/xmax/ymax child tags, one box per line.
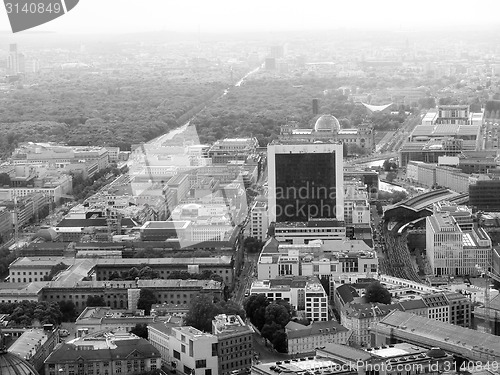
<box><xmin>312</xmin><ymin>99</ymin><xmax>319</xmax><ymax>116</ymax></box>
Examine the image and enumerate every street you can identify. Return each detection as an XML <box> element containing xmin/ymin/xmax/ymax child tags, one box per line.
<box><xmin>232</xmin><ymin>252</ymin><xmax>259</xmax><ymax>307</ymax></box>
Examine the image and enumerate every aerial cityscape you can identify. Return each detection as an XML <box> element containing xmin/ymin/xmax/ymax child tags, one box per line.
<box><xmin>0</xmin><ymin>2</ymin><xmax>499</xmax><ymax>375</ymax></box>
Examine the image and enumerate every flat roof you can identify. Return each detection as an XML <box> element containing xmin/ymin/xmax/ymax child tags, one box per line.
<box><xmin>141</xmin><ymin>220</ymin><xmax>190</xmax><ymax>230</ymax></box>
<box><xmin>95</xmin><ymin>256</ymin><xmax>232</xmax><ymax>266</ymax></box>
<box><xmin>375</xmin><ymin>310</ymin><xmax>500</xmax><ymax>360</ymax></box>
<box><xmin>411</xmin><ymin>124</ymin><xmax>479</xmax><ymax>138</ymax></box>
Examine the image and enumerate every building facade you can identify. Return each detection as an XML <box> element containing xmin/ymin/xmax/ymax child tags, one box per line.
<box><xmin>249</xmin><ymin>201</ymin><xmax>269</xmax><ymax>241</ymax></box>
<box><xmin>44</xmin><ymin>334</ymin><xmax>161</xmax><ymax>375</ymax></box>
<box><xmin>169</xmin><ymin>326</ymin><xmax>219</xmax><ymax>375</ymax></box>
<box><xmin>212</xmin><ymin>314</ymin><xmax>254</xmax><ymax>375</ymax></box>
<box><xmin>285</xmin><ymin>320</ymin><xmax>350</xmax><ymax>355</ymax></box>
<box><xmin>268</xmin><ymin>141</ymin><xmax>344</xmax><ymax>223</ymax></box>
<box><xmin>426</xmin><ymin>207</ymin><xmax>491</xmax><ymax>276</ymax></box>
<box><xmin>250</xmin><ymin>276</ymin><xmax>329</xmax><ymax>322</ymax></box>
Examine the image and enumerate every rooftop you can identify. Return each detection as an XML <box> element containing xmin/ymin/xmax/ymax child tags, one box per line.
<box><xmin>285</xmin><ymin>320</ymin><xmax>348</xmax><ymax>339</ymax></box>
<box><xmin>374</xmin><ymin>310</ymin><xmax>500</xmax><ymax>360</ymax></box>
<box><xmin>8</xmin><ymin>329</ymin><xmax>48</xmax><ymax>362</ymax></box>
<box><xmin>212</xmin><ymin>314</ymin><xmax>253</xmax><ymax>337</ymax></box>
<box><xmin>45</xmin><ymin>338</ymin><xmax>160</xmax><ymax>363</ymax></box>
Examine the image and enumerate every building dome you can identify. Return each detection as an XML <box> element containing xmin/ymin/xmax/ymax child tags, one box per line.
<box><xmin>0</xmin><ymin>351</ymin><xmax>39</xmax><ymax>375</ymax></box>
<box><xmin>35</xmin><ymin>227</ymin><xmax>58</xmax><ymax>241</ymax></box>
<box><xmin>426</xmin><ymin>347</ymin><xmax>446</xmax><ymax>359</ymax></box>
<box><xmin>314</xmin><ymin>115</ymin><xmax>341</xmax><ymax>133</ymax></box>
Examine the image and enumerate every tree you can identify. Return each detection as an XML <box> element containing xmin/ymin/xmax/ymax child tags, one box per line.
<box><xmin>43</xmin><ymin>262</ymin><xmax>69</xmax><ymax>281</ymax></box>
<box><xmin>6</xmin><ymin>301</ymin><xmax>64</xmax><ymax>325</ymax></box>
<box><xmin>86</xmin><ymin>295</ymin><xmax>106</xmax><ymax>307</ymax></box>
<box><xmin>385</xmin><ymin>171</ymin><xmax>397</xmax><ymax>183</ymax></box>
<box><xmin>243</xmin><ymin>294</ymin><xmax>269</xmax><ymax>331</ymax></box>
<box><xmin>58</xmin><ymin>300</ymin><xmax>77</xmax><ymax>322</ymax></box>
<box><xmin>125</xmin><ymin>267</ymin><xmax>140</xmax><ymax>280</ymax></box>
<box><xmin>0</xmin><ymin>173</ymin><xmax>11</xmax><ymax>187</ymax></box>
<box><xmin>217</xmin><ymin>300</ymin><xmax>246</xmax><ymax>320</ymax></box>
<box><xmin>185</xmin><ymin>294</ymin><xmax>221</xmax><ymax>333</ymax></box>
<box><xmin>261</xmin><ymin>321</ymin><xmax>282</xmax><ymax>341</ymax></box>
<box><xmin>365</xmin><ymin>281</ymin><xmax>392</xmax><ymax>304</ymax></box>
<box><xmin>130</xmin><ymin>323</ymin><xmax>149</xmax><ymax>339</ymax></box>
<box><xmin>382</xmin><ymin>159</ymin><xmax>397</xmax><ymax>172</ymax></box>
<box><xmin>108</xmin><ymin>271</ymin><xmax>123</xmax><ymax>280</ymax></box>
<box><xmin>137</xmin><ymin>288</ymin><xmax>157</xmax><ymax>315</ymax></box>
<box><xmin>265</xmin><ymin>303</ymin><xmax>290</xmax><ymax>328</ymax></box>
<box><xmin>271</xmin><ymin>330</ymin><xmax>288</xmax><ymax>353</ymax></box>
<box><xmin>137</xmin><ymin>265</ymin><xmax>160</xmax><ymax>279</ymax></box>
<box><xmin>244</xmin><ymin>237</ymin><xmax>264</xmax><ymax>253</ymax></box>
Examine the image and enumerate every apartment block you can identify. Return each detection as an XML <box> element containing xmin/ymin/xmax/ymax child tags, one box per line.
<box><xmin>285</xmin><ymin>320</ymin><xmax>350</xmax><ymax>355</ymax></box>
<box><xmin>170</xmin><ymin>326</ymin><xmax>218</xmax><ymax>375</ymax></box>
<box><xmin>250</xmin><ymin>276</ymin><xmax>329</xmax><ymax>322</ymax></box>
<box><xmin>249</xmin><ymin>201</ymin><xmax>269</xmax><ymax>241</ymax></box>
<box><xmin>45</xmin><ymin>332</ymin><xmax>161</xmax><ymax>375</ymax></box>
<box><xmin>426</xmin><ymin>204</ymin><xmax>491</xmax><ymax>276</ymax></box>
<box><xmin>212</xmin><ymin>314</ymin><xmax>254</xmax><ymax>375</ymax></box>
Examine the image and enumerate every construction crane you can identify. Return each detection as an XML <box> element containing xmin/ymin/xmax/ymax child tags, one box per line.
<box><xmin>475</xmin><ymin>263</ymin><xmax>500</xmax><ymax>334</ymax></box>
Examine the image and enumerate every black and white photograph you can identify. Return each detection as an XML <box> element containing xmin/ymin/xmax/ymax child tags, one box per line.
<box><xmin>0</xmin><ymin>1</ymin><xmax>499</xmax><ymax>375</ymax></box>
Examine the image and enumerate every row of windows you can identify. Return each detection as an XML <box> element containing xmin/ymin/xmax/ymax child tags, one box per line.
<box><xmin>97</xmin><ymin>269</ymin><xmax>231</xmax><ymax>275</ymax></box>
<box><xmin>13</xmin><ymin>271</ymin><xmax>50</xmax><ymax>275</ymax></box>
<box><xmin>220</xmin><ymin>345</ymin><xmax>251</xmax><ymax>354</ymax></box>
<box><xmin>220</xmin><ymin>336</ymin><xmax>252</xmax><ymax>346</ymax></box>
<box><xmin>220</xmin><ymin>350</ymin><xmax>252</xmax><ymax>361</ymax></box>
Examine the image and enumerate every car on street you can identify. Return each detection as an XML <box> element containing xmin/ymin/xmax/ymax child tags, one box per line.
<box><xmin>59</xmin><ymin>329</ymin><xmax>70</xmax><ymax>337</ymax></box>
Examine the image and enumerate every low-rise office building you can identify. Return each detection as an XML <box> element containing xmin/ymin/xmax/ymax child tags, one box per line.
<box><xmin>212</xmin><ymin>314</ymin><xmax>254</xmax><ymax>375</ymax></box>
<box><xmin>257</xmin><ymin>238</ymin><xmax>378</xmax><ymax>290</ymax></box>
<box><xmin>169</xmin><ymin>326</ymin><xmax>219</xmax><ymax>375</ymax></box>
<box><xmin>250</xmin><ymin>276</ymin><xmax>329</xmax><ymax>322</ymax></box>
<box><xmin>75</xmin><ymin>306</ymin><xmax>183</xmax><ymax>335</ymax></box>
<box><xmin>426</xmin><ymin>206</ymin><xmax>491</xmax><ymax>276</ymax></box>
<box><xmin>8</xmin><ymin>327</ymin><xmax>59</xmax><ymax>374</ymax></box>
<box><xmin>44</xmin><ymin>332</ymin><xmax>161</xmax><ymax>375</ymax></box>
<box><xmin>285</xmin><ymin>320</ymin><xmax>350</xmax><ymax>355</ymax></box>
<box><xmin>249</xmin><ymin>201</ymin><xmax>269</xmax><ymax>241</ymax></box>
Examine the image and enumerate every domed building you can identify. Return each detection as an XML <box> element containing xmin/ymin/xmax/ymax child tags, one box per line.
<box><xmin>0</xmin><ymin>349</ymin><xmax>39</xmax><ymax>375</ymax></box>
<box><xmin>314</xmin><ymin>114</ymin><xmax>341</xmax><ymax>133</ymax></box>
<box><xmin>426</xmin><ymin>347</ymin><xmax>447</xmax><ymax>359</ymax></box>
<box><xmin>279</xmin><ymin>114</ymin><xmax>375</xmax><ymax>153</ymax></box>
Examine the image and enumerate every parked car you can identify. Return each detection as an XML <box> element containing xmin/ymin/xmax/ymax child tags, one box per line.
<box><xmin>59</xmin><ymin>329</ymin><xmax>70</xmax><ymax>337</ymax></box>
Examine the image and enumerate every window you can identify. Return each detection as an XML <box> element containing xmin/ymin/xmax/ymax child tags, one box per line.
<box><xmin>181</xmin><ymin>344</ymin><xmax>186</xmax><ymax>353</ymax></box>
<box><xmin>173</xmin><ymin>350</ymin><xmax>181</xmax><ymax>360</ymax></box>
<box><xmin>196</xmin><ymin>359</ymin><xmax>207</xmax><ymax>368</ymax></box>
<box><xmin>205</xmin><ymin>370</ymin><xmax>212</xmax><ymax>375</ymax></box>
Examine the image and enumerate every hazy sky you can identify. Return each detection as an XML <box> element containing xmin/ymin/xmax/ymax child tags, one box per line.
<box><xmin>1</xmin><ymin>0</ymin><xmax>500</xmax><ymax>34</ymax></box>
